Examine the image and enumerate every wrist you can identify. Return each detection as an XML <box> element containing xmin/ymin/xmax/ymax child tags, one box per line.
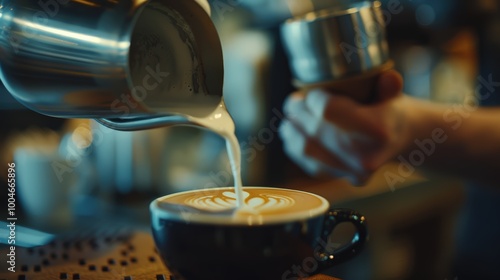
<box><xmin>397</xmin><ymin>95</ymin><xmax>445</xmax><ymax>156</ymax></box>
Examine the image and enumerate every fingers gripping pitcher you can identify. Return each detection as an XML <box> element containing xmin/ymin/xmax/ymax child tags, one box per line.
<box><xmin>0</xmin><ymin>0</ymin><xmax>223</xmax><ymax>130</ymax></box>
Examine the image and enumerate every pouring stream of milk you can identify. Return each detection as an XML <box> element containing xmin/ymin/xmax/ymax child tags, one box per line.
<box><xmin>186</xmin><ymin>101</ymin><xmax>245</xmax><ymax>208</ymax></box>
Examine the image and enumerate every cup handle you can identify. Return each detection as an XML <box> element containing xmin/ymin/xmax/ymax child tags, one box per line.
<box><xmin>317</xmin><ymin>208</ymin><xmax>368</xmax><ymax>268</ymax></box>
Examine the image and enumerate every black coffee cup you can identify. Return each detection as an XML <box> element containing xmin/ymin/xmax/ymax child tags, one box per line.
<box><xmin>150</xmin><ymin>187</ymin><xmax>368</xmax><ymax>280</ymax></box>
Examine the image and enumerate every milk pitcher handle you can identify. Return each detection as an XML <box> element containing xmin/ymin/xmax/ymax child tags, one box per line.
<box><xmin>317</xmin><ymin>209</ymin><xmax>368</xmax><ymax>268</ymax></box>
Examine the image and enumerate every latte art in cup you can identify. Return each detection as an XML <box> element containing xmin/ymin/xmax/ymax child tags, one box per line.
<box><xmin>185</xmin><ymin>190</ymin><xmax>296</xmax><ymax>212</ymax></box>
<box><xmin>151</xmin><ymin>187</ymin><xmax>329</xmax><ymax>225</ymax></box>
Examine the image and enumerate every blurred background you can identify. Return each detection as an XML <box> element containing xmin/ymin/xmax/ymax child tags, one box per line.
<box><xmin>0</xmin><ymin>0</ymin><xmax>498</xmax><ymax>279</ymax></box>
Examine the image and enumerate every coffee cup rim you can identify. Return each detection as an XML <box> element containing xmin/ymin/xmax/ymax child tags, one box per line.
<box><xmin>150</xmin><ymin>186</ymin><xmax>330</xmax><ymax>226</ymax></box>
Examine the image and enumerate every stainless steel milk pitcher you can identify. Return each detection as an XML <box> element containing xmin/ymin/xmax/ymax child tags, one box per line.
<box><xmin>0</xmin><ymin>0</ymin><xmax>223</xmax><ymax>130</ymax></box>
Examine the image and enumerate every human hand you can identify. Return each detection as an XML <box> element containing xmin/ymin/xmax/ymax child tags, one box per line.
<box><xmin>279</xmin><ymin>70</ymin><xmax>408</xmax><ymax>185</ymax></box>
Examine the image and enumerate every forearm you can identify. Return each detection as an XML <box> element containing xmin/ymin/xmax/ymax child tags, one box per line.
<box><xmin>402</xmin><ymin>97</ymin><xmax>500</xmax><ymax>185</ymax></box>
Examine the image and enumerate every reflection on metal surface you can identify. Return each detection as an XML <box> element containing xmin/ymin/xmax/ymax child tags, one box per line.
<box><xmin>12</xmin><ymin>18</ymin><xmax>130</xmax><ymax>47</ymax></box>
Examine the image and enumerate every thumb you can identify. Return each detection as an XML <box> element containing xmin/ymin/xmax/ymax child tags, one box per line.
<box><xmin>376</xmin><ymin>70</ymin><xmax>404</xmax><ymax>102</ymax></box>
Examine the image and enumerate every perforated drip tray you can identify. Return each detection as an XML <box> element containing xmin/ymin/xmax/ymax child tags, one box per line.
<box><xmin>0</xmin><ymin>227</ymin><xmax>173</xmax><ymax>280</ymax></box>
